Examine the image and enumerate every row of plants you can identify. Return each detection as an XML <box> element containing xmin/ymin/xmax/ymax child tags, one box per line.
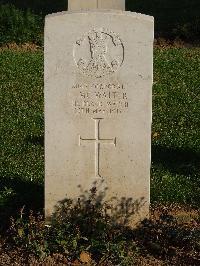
<box><xmin>0</xmin><ymin>2</ymin><xmax>200</xmax><ymax>46</ymax></box>
<box><xmin>5</xmin><ymin>194</ymin><xmax>200</xmax><ymax>265</ymax></box>
<box><xmin>0</xmin><ymin>4</ymin><xmax>43</xmax><ymax>45</ymax></box>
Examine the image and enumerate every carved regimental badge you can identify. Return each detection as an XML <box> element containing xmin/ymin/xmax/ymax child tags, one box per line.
<box><xmin>74</xmin><ymin>28</ymin><xmax>124</xmax><ymax>78</ymax></box>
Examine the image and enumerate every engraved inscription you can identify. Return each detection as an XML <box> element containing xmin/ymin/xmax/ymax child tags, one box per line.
<box><xmin>79</xmin><ymin>118</ymin><xmax>116</xmax><ymax>178</ymax></box>
<box><xmin>71</xmin><ymin>82</ymin><xmax>129</xmax><ymax>115</ymax></box>
<box><xmin>74</xmin><ymin>28</ymin><xmax>124</xmax><ymax>78</ymax></box>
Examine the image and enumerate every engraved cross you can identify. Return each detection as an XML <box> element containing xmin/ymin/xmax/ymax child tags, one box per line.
<box><xmin>79</xmin><ymin>118</ymin><xmax>116</xmax><ymax>178</ymax></box>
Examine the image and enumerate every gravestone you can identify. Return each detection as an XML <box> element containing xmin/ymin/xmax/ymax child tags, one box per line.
<box><xmin>45</xmin><ymin>0</ymin><xmax>154</xmax><ymax>227</ymax></box>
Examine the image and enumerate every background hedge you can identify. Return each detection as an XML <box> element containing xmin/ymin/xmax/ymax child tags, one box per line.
<box><xmin>0</xmin><ymin>0</ymin><xmax>200</xmax><ymax>45</ymax></box>
<box><xmin>0</xmin><ymin>4</ymin><xmax>43</xmax><ymax>45</ymax></box>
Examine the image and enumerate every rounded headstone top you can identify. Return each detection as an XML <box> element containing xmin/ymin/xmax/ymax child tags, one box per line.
<box><xmin>68</xmin><ymin>0</ymin><xmax>125</xmax><ymax>11</ymax></box>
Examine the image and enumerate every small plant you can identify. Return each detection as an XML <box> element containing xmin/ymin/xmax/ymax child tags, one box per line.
<box><xmin>9</xmin><ymin>187</ymin><xmax>139</xmax><ymax>264</ymax></box>
<box><xmin>9</xmin><ymin>209</ymin><xmax>47</xmax><ymax>258</ymax></box>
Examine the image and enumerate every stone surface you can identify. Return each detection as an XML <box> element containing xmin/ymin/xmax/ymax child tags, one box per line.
<box><xmin>45</xmin><ymin>10</ymin><xmax>154</xmax><ymax>227</ymax></box>
<box><xmin>68</xmin><ymin>0</ymin><xmax>125</xmax><ymax>11</ymax></box>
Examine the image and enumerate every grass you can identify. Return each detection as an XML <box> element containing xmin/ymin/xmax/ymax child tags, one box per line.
<box><xmin>152</xmin><ymin>48</ymin><xmax>200</xmax><ymax>206</ymax></box>
<box><xmin>0</xmin><ymin>48</ymin><xmax>200</xmax><ymax>213</ymax></box>
<box><xmin>0</xmin><ymin>48</ymin><xmax>200</xmax><ymax>225</ymax></box>
<box><xmin>0</xmin><ymin>50</ymin><xmax>44</xmax><ymax>229</ymax></box>
<box><xmin>0</xmin><ymin>47</ymin><xmax>200</xmax><ymax>265</ymax></box>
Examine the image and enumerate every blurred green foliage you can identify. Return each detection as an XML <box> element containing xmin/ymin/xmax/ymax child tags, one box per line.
<box><xmin>127</xmin><ymin>0</ymin><xmax>200</xmax><ymax>40</ymax></box>
<box><xmin>0</xmin><ymin>4</ymin><xmax>43</xmax><ymax>45</ymax></box>
<box><xmin>0</xmin><ymin>0</ymin><xmax>199</xmax><ymax>45</ymax></box>
<box><xmin>0</xmin><ymin>0</ymin><xmax>67</xmax><ymax>14</ymax></box>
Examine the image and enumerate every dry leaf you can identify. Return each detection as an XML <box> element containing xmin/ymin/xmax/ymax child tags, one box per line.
<box><xmin>79</xmin><ymin>251</ymin><xmax>92</xmax><ymax>264</ymax></box>
<box><xmin>152</xmin><ymin>132</ymin><xmax>160</xmax><ymax>138</ymax></box>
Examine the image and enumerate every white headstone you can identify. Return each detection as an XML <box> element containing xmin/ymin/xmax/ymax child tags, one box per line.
<box><xmin>45</xmin><ymin>1</ymin><xmax>154</xmax><ymax>227</ymax></box>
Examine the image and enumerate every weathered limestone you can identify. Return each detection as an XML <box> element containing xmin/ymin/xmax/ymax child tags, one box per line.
<box><xmin>68</xmin><ymin>0</ymin><xmax>125</xmax><ymax>11</ymax></box>
<box><xmin>45</xmin><ymin>4</ymin><xmax>154</xmax><ymax>227</ymax></box>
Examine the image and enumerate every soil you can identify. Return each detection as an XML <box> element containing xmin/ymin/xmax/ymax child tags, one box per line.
<box><xmin>0</xmin><ymin>38</ymin><xmax>200</xmax><ymax>52</ymax></box>
<box><xmin>0</xmin><ymin>43</ymin><xmax>41</xmax><ymax>51</ymax></box>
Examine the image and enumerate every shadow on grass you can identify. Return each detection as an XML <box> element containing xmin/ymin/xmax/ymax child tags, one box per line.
<box><xmin>1</xmin><ymin>143</ymin><xmax>199</xmax><ymax>232</ymax></box>
<box><xmin>0</xmin><ymin>173</ymin><xmax>43</xmax><ymax>232</ymax></box>
<box><xmin>26</xmin><ymin>135</ymin><xmax>44</xmax><ymax>146</ymax></box>
<box><xmin>152</xmin><ymin>144</ymin><xmax>200</xmax><ymax>179</ymax></box>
